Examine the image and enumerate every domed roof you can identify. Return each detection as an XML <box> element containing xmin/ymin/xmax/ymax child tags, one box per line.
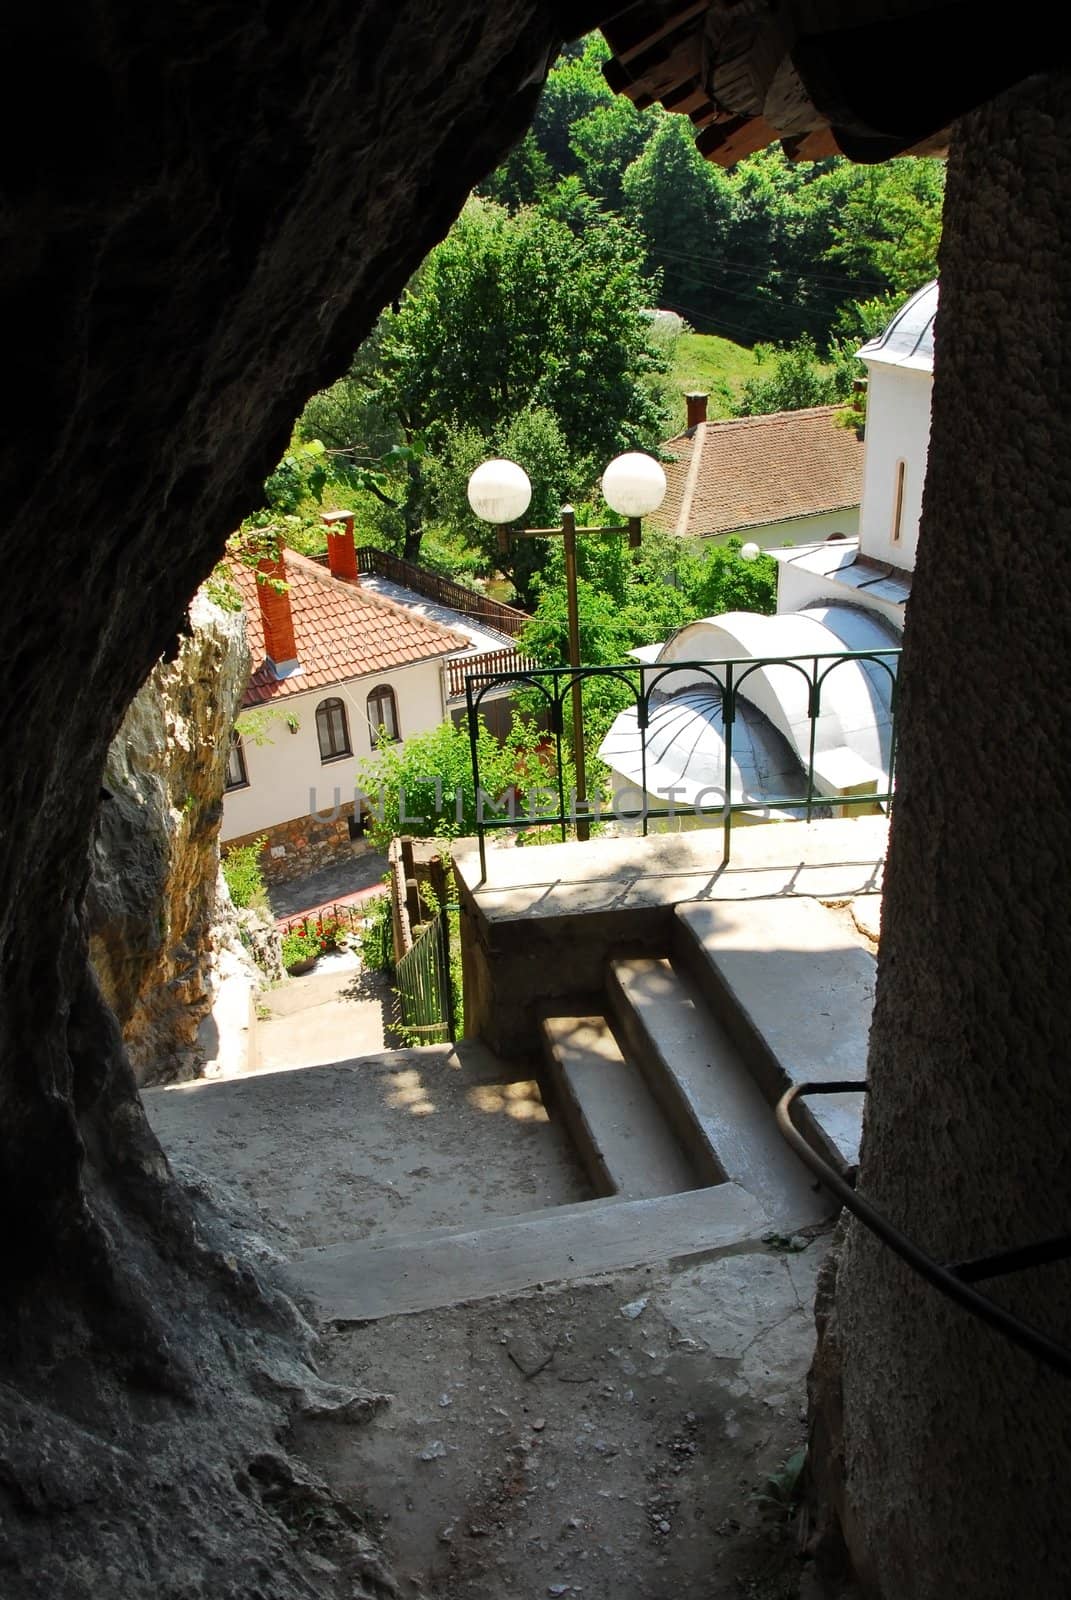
<box><xmin>858</xmin><ymin>279</ymin><xmax>938</xmax><ymax>373</ymax></box>
<box><xmin>599</xmin><ymin>686</ymin><xmax>807</xmax><ymax>811</ymax></box>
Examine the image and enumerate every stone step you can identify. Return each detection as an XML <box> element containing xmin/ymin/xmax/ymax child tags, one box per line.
<box><xmin>673</xmin><ymin>898</ymin><xmax>873</xmax><ymax>1172</ymax></box>
<box><xmin>539</xmin><ymin>1010</ymin><xmax>702</xmax><ymax>1200</ymax></box>
<box><xmin>284</xmin><ymin>1183</ymin><xmax>768</xmax><ymax>1323</ymax></box>
<box><xmin>607</xmin><ymin>957</ymin><xmax>832</xmax><ymax>1230</ymax></box>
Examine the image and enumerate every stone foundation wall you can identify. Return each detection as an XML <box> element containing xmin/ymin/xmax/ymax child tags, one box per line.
<box><xmin>224</xmin><ymin>800</ymin><xmax>366</xmax><ymax>886</ymax></box>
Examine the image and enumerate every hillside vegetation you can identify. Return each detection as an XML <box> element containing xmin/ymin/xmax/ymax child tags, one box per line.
<box><xmin>231</xmin><ymin>33</ymin><xmax>942</xmax><ymax>623</ymax></box>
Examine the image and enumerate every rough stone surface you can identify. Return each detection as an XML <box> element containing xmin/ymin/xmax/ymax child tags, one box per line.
<box><xmin>87</xmin><ymin>593</ymin><xmax>252</xmax><ymax>1085</ymax></box>
<box><xmin>0</xmin><ymin>5</ymin><xmax>563</xmax><ymax>1595</ymax></box>
<box><xmin>810</xmin><ymin>74</ymin><xmax>1071</xmax><ymax>1599</ymax></box>
<box><xmin>226</xmin><ymin>802</ymin><xmax>364</xmax><ymax>887</ymax></box>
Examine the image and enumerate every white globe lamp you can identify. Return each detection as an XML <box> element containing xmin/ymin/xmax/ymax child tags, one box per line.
<box><xmin>466</xmin><ymin>458</ymin><xmax>532</xmax><ymax>526</ymax></box>
<box><xmin>601</xmin><ymin>451</ymin><xmax>667</xmax><ymax>519</ymax></box>
<box><xmin>740</xmin><ymin>541</ymin><xmax>761</xmax><ymax>561</ymax></box>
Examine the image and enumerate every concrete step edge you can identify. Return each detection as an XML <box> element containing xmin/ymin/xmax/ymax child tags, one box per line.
<box><xmin>284</xmin><ymin>1182</ymin><xmax>769</xmax><ymax>1323</ymax></box>
<box><xmin>607</xmin><ymin>956</ymin><xmax>833</xmax><ymax>1229</ymax></box>
<box><xmin>672</xmin><ymin>901</ymin><xmax>867</xmax><ymax>1172</ymax></box>
<box><xmin>604</xmin><ymin>961</ymin><xmax>726</xmax><ymax>1189</ymax></box>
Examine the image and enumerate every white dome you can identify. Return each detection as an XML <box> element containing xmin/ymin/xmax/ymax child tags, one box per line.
<box><xmin>858</xmin><ymin>280</ymin><xmax>938</xmax><ymax>373</ymax></box>
<box><xmin>599</xmin><ymin>686</ymin><xmax>806</xmax><ymax>811</ymax></box>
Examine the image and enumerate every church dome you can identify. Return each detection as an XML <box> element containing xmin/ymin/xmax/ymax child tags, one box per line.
<box><xmin>858</xmin><ymin>279</ymin><xmax>938</xmax><ymax>373</ymax></box>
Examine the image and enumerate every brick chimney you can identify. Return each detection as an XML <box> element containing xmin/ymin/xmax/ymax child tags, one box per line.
<box><xmin>256</xmin><ymin>541</ymin><xmax>300</xmax><ymax>677</ymax></box>
<box><xmin>685</xmin><ymin>392</ymin><xmax>708</xmax><ymax>429</ymax></box>
<box><xmin>321</xmin><ymin>509</ymin><xmax>359</xmax><ymax>583</ymax></box>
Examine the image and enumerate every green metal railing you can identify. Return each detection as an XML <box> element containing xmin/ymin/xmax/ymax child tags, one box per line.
<box><xmin>464</xmin><ymin>648</ymin><xmax>901</xmax><ymax>878</ymax></box>
<box><xmin>394</xmin><ymin>907</ymin><xmax>458</xmax><ymax>1044</ymax></box>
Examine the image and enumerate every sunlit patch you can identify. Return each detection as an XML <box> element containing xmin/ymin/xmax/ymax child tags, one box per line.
<box><xmin>387</xmin><ymin>1068</ymin><xmax>435</xmax><ymax>1114</ymax></box>
<box><xmin>465</xmin><ymin>1080</ymin><xmax>549</xmax><ymax>1123</ymax></box>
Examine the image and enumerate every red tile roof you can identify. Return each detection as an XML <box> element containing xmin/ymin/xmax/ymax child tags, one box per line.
<box><xmin>652</xmin><ymin>405</ymin><xmax>864</xmax><ymax>540</ymax></box>
<box><xmin>230</xmin><ymin>550</ymin><xmax>469</xmax><ymax>706</ymax></box>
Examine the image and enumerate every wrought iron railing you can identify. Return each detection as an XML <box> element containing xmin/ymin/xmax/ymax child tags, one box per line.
<box><xmin>463</xmin><ymin>648</ymin><xmax>901</xmax><ymax>877</ymax></box>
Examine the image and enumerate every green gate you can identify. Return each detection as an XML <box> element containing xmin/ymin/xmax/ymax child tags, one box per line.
<box><xmin>394</xmin><ymin>908</ymin><xmax>457</xmax><ymax>1044</ymax></box>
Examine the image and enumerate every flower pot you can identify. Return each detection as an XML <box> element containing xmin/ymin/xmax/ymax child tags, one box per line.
<box><xmin>285</xmin><ymin>954</ymin><xmax>318</xmax><ymax>976</ymax></box>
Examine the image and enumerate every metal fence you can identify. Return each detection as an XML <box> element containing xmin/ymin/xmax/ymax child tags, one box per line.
<box><xmin>463</xmin><ymin>648</ymin><xmax>901</xmax><ymax>878</ymax></box>
<box><xmin>394</xmin><ymin>907</ymin><xmax>457</xmax><ymax>1044</ymax></box>
<box><xmin>281</xmin><ymin>901</ymin><xmax>366</xmax><ymax>941</ymax></box>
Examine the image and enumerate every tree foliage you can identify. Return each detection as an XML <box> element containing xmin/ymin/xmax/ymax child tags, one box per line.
<box><xmin>296</xmin><ymin>196</ymin><xmax>665</xmax><ymax>568</ymax></box>
<box><xmin>511</xmin><ymin>41</ymin><xmax>945</xmax><ymax>348</ymax></box>
<box><xmin>354</xmin><ymin>716</ymin><xmax>554</xmax><ymax>852</ymax></box>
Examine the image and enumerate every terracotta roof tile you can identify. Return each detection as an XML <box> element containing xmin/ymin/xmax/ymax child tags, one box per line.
<box><xmin>230</xmin><ymin>550</ymin><xmax>469</xmax><ymax>706</ymax></box>
<box><xmin>652</xmin><ymin>405</ymin><xmax>863</xmax><ymax>540</ymax></box>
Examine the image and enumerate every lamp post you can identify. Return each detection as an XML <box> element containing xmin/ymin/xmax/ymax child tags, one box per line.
<box><xmin>467</xmin><ymin>452</ymin><xmax>667</xmax><ymax>842</ymax></box>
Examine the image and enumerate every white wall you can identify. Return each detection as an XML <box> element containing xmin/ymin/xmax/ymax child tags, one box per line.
<box><xmin>222</xmin><ymin>655</ymin><xmax>446</xmax><ymax>839</ymax></box>
<box><xmin>699</xmin><ymin>506</ymin><xmax>859</xmax><ymax>550</ymax></box>
<box><xmin>776</xmin><ymin>558</ymin><xmax>907</xmax><ymax>631</ymax></box>
<box><xmin>858</xmin><ymin>361</ymin><xmax>932</xmax><ymax>568</ymax></box>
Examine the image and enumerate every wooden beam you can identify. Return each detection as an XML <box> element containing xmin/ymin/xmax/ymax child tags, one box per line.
<box><xmin>696</xmin><ymin>114</ymin><xmax>781</xmax><ymax>166</ymax></box>
<box><xmin>781</xmin><ymin>127</ymin><xmax>842</xmax><ymax>162</ymax></box>
<box><xmin>602</xmin><ymin>0</ymin><xmax>708</xmax><ymax>66</ymax></box>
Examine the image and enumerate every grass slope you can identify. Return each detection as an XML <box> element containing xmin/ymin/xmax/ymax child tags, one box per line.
<box><xmin>665</xmin><ymin>331</ymin><xmax>772</xmax><ymax>429</ymax></box>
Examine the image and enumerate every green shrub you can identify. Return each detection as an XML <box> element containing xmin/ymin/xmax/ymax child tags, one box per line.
<box><xmin>222</xmin><ymin>837</ymin><xmax>267</xmax><ymax>910</ymax></box>
<box><xmin>358</xmin><ymin>894</ymin><xmax>394</xmax><ymax>974</ymax></box>
<box><xmin>281</xmin><ymin>927</ymin><xmax>320</xmax><ymax>971</ymax></box>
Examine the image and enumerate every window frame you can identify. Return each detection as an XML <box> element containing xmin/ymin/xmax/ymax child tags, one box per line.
<box><xmin>316</xmin><ymin>696</ymin><xmax>352</xmax><ymax>763</ymax></box>
<box><xmin>225</xmin><ymin>730</ymin><xmax>249</xmax><ymax>791</ymax></box>
<box><xmin>366</xmin><ymin>683</ymin><xmax>400</xmax><ymax>745</ymax></box>
<box><xmin>891</xmin><ymin>458</ymin><xmax>906</xmax><ymax>546</ymax></box>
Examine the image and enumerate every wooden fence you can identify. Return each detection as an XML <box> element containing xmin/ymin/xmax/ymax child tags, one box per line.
<box><xmin>354</xmin><ymin>546</ymin><xmax>529</xmax><ymax>638</ymax></box>
<box><xmin>445</xmin><ymin>646</ymin><xmax>541</xmax><ymax>700</ymax></box>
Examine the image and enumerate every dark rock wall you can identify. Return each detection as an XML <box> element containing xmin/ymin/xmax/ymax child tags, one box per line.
<box><xmin>0</xmin><ymin>6</ymin><xmax>563</xmax><ymax>1595</ymax></box>
<box><xmin>812</xmin><ymin>72</ymin><xmax>1071</xmax><ymax>1598</ymax></box>
<box><xmin>0</xmin><ymin>0</ymin><xmax>561</xmax><ymax>1299</ymax></box>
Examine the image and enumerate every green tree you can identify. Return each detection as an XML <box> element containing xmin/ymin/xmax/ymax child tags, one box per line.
<box><xmin>622</xmin><ymin>116</ymin><xmax>733</xmax><ymax>319</ymax></box>
<box><xmin>355</xmin><ymin>716</ymin><xmax>553</xmax><ymax>853</ymax></box>
<box><xmin>299</xmin><ymin>196</ymin><xmax>666</xmax><ymax>568</ymax></box>
<box><xmin>475</xmin><ymin>131</ymin><xmax>553</xmax><ymax>210</ymax></box>
<box><xmin>529</xmin><ymin>34</ymin><xmax>617</xmax><ymax>179</ymax></box>
<box><xmin>570</xmin><ymin>97</ymin><xmax>652</xmax><ymax>213</ymax></box>
<box><xmin>732</xmin><ymin>332</ymin><xmax>850</xmax><ymax>416</ymax></box>
<box><xmin>684</xmin><ymin>537</ymin><xmax>778</xmax><ymax>616</ymax></box>
<box><xmin>814</xmin><ymin>157</ymin><xmax>945</xmax><ymax>295</ymax></box>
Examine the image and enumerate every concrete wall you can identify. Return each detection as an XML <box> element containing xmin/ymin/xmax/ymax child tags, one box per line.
<box><xmin>222</xmin><ymin>655</ymin><xmax>446</xmax><ymax>842</ymax></box>
<box><xmin>700</xmin><ymin>506</ymin><xmax>859</xmax><ymax>550</ymax></box>
<box><xmin>776</xmin><ymin>555</ymin><xmax>907</xmax><ymax>630</ymax></box>
<box><xmin>857</xmin><ymin>361</ymin><xmax>932</xmax><ymax>568</ymax></box>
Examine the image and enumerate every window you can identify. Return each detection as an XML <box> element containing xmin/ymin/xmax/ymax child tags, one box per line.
<box><xmin>367</xmin><ymin>684</ymin><xmax>400</xmax><ymax>744</ymax></box>
<box><xmin>316</xmin><ymin>696</ymin><xmax>351</xmax><ymax>761</ymax></box>
<box><xmin>891</xmin><ymin>459</ymin><xmax>906</xmax><ymax>546</ymax></box>
<box><xmin>225</xmin><ymin>731</ymin><xmax>248</xmax><ymax>791</ymax></box>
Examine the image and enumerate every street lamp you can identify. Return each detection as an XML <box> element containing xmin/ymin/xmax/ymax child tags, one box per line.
<box><xmin>467</xmin><ymin>451</ymin><xmax>667</xmax><ymax>841</ymax></box>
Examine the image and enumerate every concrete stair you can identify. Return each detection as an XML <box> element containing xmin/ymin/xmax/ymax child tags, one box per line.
<box><xmin>277</xmin><ymin>894</ymin><xmax>874</xmax><ymax>1323</ymax></box>
<box><xmin>539</xmin><ymin>1009</ymin><xmax>705</xmax><ymax>1200</ymax></box>
<box><xmin>673</xmin><ymin>898</ymin><xmax>872</xmax><ymax>1173</ymax></box>
<box><xmin>606</xmin><ymin>957</ymin><xmax>831</xmax><ymax>1230</ymax></box>
<box><xmin>285</xmin><ymin>1183</ymin><xmax>767</xmax><ymax>1322</ymax></box>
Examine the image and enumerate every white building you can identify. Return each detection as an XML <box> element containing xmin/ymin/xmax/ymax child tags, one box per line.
<box><xmin>600</xmin><ymin>282</ymin><xmax>938</xmax><ymax>827</ymax></box>
<box><xmin>221</xmin><ymin>523</ymin><xmax>471</xmax><ymax>884</ymax></box>
<box><xmin>776</xmin><ymin>279</ymin><xmax>937</xmax><ymax>618</ymax></box>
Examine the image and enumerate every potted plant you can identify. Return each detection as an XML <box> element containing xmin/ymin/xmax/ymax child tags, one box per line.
<box><xmin>281</xmin><ymin>926</ymin><xmax>320</xmax><ymax>976</ymax></box>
